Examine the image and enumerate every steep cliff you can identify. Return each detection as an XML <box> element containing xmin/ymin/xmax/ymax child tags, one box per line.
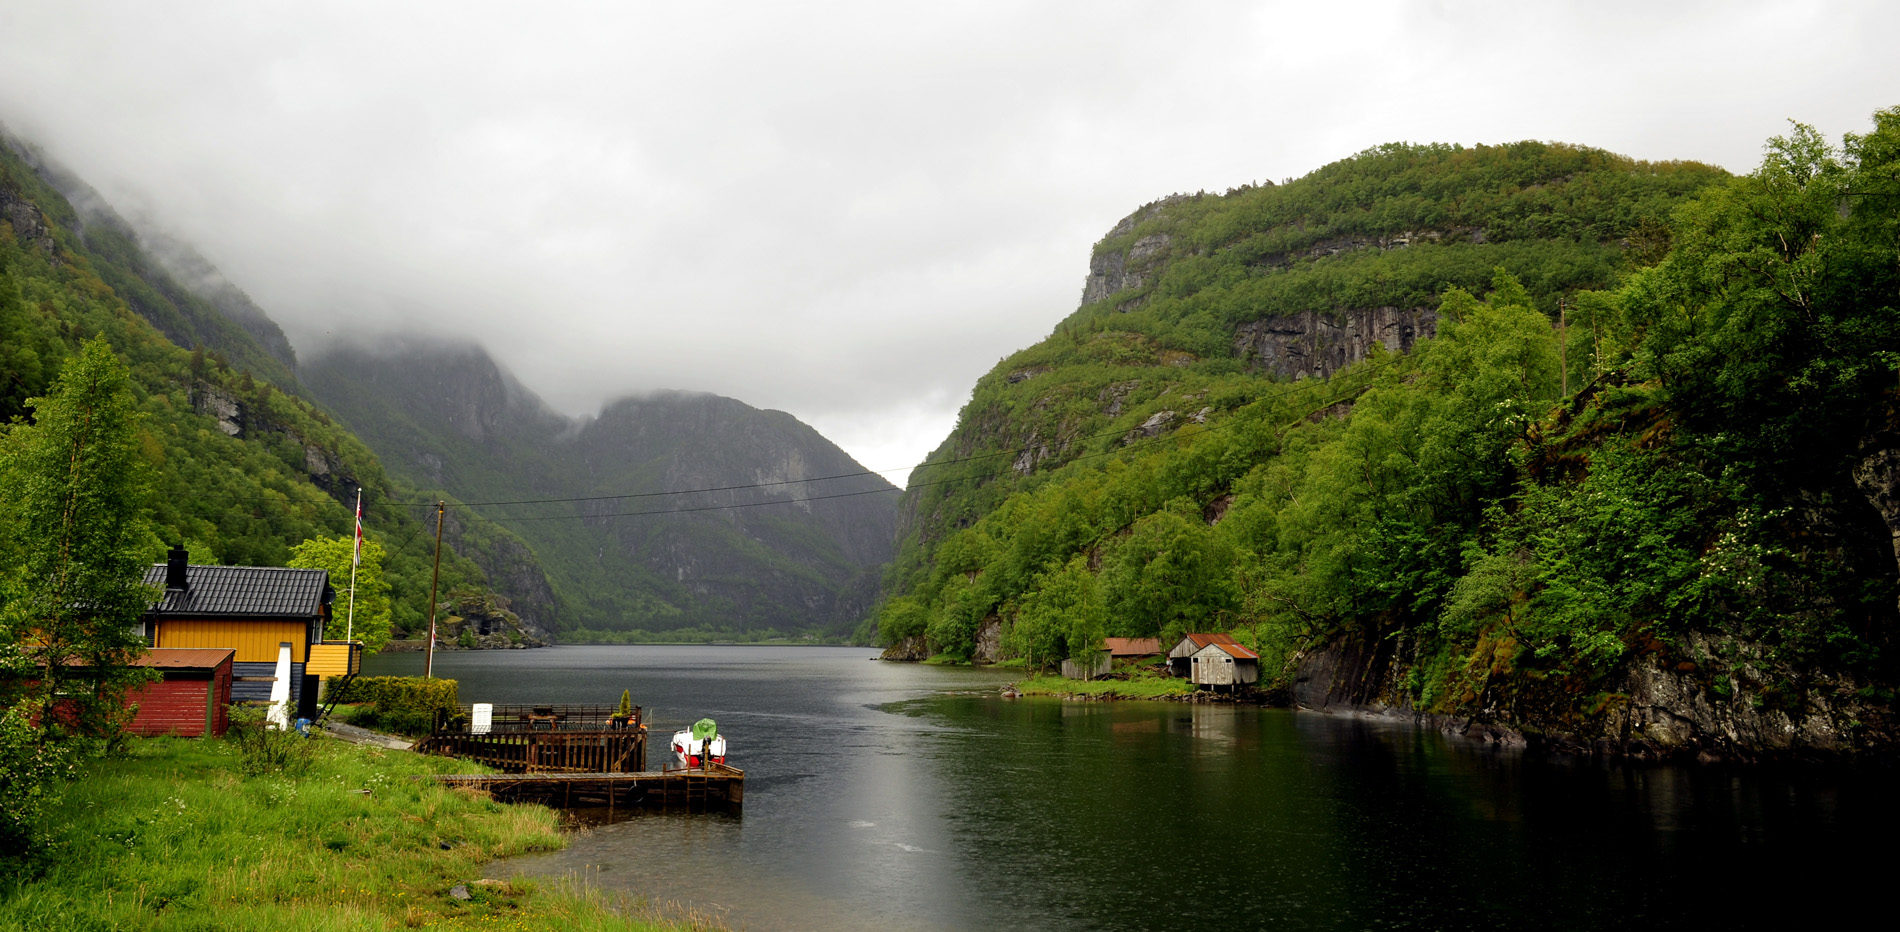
<box><xmin>303</xmin><ymin>341</ymin><xmax>897</xmax><ymax>637</ymax></box>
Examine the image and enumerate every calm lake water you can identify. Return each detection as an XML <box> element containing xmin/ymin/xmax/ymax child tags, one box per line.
<box><xmin>365</xmin><ymin>645</ymin><xmax>1892</xmax><ymax>931</ymax></box>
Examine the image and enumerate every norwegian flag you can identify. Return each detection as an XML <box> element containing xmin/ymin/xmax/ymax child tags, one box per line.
<box><xmin>352</xmin><ymin>490</ymin><xmax>364</xmax><ymax>567</ymax></box>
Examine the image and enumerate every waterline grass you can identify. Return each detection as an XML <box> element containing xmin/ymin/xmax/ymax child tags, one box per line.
<box><xmin>0</xmin><ymin>737</ymin><xmax>715</xmax><ymax>931</ymax></box>
<box><xmin>1013</xmin><ymin>669</ymin><xmax>1197</xmax><ymax>699</ymax></box>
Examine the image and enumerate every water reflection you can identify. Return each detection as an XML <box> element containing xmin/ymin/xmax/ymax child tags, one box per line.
<box><xmin>367</xmin><ymin>647</ymin><xmax>1893</xmax><ymax>931</ymax></box>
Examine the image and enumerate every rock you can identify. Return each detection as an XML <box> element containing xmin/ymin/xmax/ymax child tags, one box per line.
<box><xmin>1232</xmin><ymin>306</ymin><xmax>1437</xmax><ymax>381</ymax></box>
<box><xmin>880</xmin><ymin>634</ymin><xmax>929</xmax><ymax>662</ymax></box>
<box><xmin>191</xmin><ymin>384</ymin><xmax>245</xmax><ymax>437</ymax></box>
<box><xmin>449</xmin><ymin>884</ymin><xmax>471</xmax><ymax>901</ymax></box>
<box><xmin>1123</xmin><ymin>410</ymin><xmax>1176</xmax><ymax>444</ymax></box>
<box><xmin>972</xmin><ymin>614</ymin><xmax>1003</xmax><ymax>664</ymax></box>
<box><xmin>1083</xmin><ymin>232</ymin><xmax>1173</xmax><ymax>306</ymax></box>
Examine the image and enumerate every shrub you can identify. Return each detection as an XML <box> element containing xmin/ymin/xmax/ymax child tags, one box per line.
<box><xmin>225</xmin><ymin>705</ymin><xmax>318</xmax><ymax>776</ymax></box>
<box><xmin>326</xmin><ymin>676</ymin><xmax>459</xmax><ymax>736</ymax></box>
<box><xmin>0</xmin><ymin>702</ymin><xmax>75</xmax><ymax>862</ymax></box>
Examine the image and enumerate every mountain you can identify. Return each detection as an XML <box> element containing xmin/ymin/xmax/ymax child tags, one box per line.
<box><xmin>2</xmin><ymin>132</ymin><xmax>301</xmax><ymax>391</ymax></box>
<box><xmin>302</xmin><ymin>340</ymin><xmax>898</xmax><ymax>639</ymax></box>
<box><xmin>0</xmin><ymin>129</ymin><xmax>519</xmax><ymax>648</ymax></box>
<box><xmin>878</xmin><ymin>123</ymin><xmax>1900</xmax><ymax>756</ymax></box>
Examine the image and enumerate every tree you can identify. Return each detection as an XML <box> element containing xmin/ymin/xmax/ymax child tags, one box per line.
<box><xmin>0</xmin><ymin>337</ymin><xmax>157</xmax><ymax>738</ymax></box>
<box><xmin>289</xmin><ymin>535</ymin><xmax>393</xmax><ymax>653</ymax></box>
<box><xmin>1006</xmin><ymin>556</ymin><xmax>1106</xmax><ymax>670</ymax></box>
<box><xmin>1100</xmin><ymin>504</ymin><xmax>1238</xmax><ymax>645</ymax></box>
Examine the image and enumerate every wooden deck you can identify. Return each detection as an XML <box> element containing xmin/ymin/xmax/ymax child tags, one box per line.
<box><xmin>432</xmin><ymin>763</ymin><xmax>744</xmax><ymax>814</ymax></box>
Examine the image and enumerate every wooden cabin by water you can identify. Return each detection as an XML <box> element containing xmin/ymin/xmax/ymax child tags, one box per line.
<box><xmin>1060</xmin><ymin>637</ymin><xmax>1164</xmax><ymax>680</ymax></box>
<box><xmin>1167</xmin><ymin>633</ymin><xmax>1260</xmax><ymax>690</ymax></box>
<box><xmin>140</xmin><ymin>545</ymin><xmax>352</xmax><ymax>721</ymax></box>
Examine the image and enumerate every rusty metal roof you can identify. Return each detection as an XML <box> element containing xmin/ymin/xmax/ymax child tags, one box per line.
<box><xmin>133</xmin><ymin>648</ymin><xmax>236</xmax><ymax>669</ymax></box>
<box><xmin>1103</xmin><ymin>637</ymin><xmax>1161</xmax><ymax>657</ymax></box>
<box><xmin>143</xmin><ymin>564</ymin><xmax>330</xmax><ymax>619</ymax></box>
<box><xmin>1173</xmin><ymin>632</ymin><xmax>1258</xmax><ymax>660</ymax></box>
<box><xmin>1206</xmin><ymin>641</ymin><xmax>1259</xmax><ymax>660</ymax></box>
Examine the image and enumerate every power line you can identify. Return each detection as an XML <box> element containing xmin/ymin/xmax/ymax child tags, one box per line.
<box><xmin>393</xmin><ymin>355</ymin><xmax>1403</xmax><ymax>512</ymax></box>
<box><xmin>473</xmin><ymin>361</ymin><xmax>1400</xmax><ymax>524</ymax></box>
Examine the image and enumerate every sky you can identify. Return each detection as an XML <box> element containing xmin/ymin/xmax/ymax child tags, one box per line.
<box><xmin>2</xmin><ymin>1</ymin><xmax>1896</xmax><ymax>485</ymax></box>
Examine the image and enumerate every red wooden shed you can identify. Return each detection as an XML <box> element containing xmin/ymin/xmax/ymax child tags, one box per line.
<box><xmin>124</xmin><ymin>648</ymin><xmax>235</xmax><ymax>737</ymax></box>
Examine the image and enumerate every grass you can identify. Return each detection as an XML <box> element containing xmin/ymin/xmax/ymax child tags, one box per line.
<box><xmin>0</xmin><ymin>737</ymin><xmax>717</xmax><ymax>931</ymax></box>
<box><xmin>1014</xmin><ymin>664</ymin><xmax>1198</xmax><ymax>699</ymax></box>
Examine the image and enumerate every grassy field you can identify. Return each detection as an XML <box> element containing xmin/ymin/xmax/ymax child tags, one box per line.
<box><xmin>0</xmin><ymin>736</ymin><xmax>716</xmax><ymax>932</ymax></box>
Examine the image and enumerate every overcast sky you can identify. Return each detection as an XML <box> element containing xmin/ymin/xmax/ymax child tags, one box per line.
<box><xmin>2</xmin><ymin>1</ymin><xmax>1896</xmax><ymax>484</ymax></box>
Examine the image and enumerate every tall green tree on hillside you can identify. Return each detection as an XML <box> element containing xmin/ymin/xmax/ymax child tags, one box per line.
<box><xmin>0</xmin><ymin>337</ymin><xmax>157</xmax><ymax>737</ymax></box>
<box><xmin>288</xmin><ymin>536</ymin><xmax>393</xmax><ymax>653</ymax></box>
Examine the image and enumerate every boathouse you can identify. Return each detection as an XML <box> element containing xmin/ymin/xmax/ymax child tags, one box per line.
<box><xmin>1060</xmin><ymin>637</ymin><xmax>1164</xmax><ymax>680</ymax></box>
<box><xmin>141</xmin><ymin>546</ymin><xmax>335</xmax><ymax>720</ymax></box>
<box><xmin>122</xmin><ymin>648</ymin><xmax>235</xmax><ymax>737</ymax></box>
<box><xmin>1167</xmin><ymin>633</ymin><xmax>1260</xmax><ymax>688</ymax></box>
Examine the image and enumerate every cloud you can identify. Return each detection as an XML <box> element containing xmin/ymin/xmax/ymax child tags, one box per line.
<box><xmin>3</xmin><ymin>1</ymin><xmax>1896</xmax><ymax>484</ymax></box>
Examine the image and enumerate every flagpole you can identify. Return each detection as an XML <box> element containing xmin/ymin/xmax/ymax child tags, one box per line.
<box><xmin>346</xmin><ymin>488</ymin><xmax>361</xmax><ymax>641</ymax></box>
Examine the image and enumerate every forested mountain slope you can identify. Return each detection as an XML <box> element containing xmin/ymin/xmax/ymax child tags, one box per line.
<box><xmin>303</xmin><ymin>341</ymin><xmax>898</xmax><ymax>639</ymax></box>
<box><xmin>0</xmin><ymin>131</ymin><xmax>517</xmax><ymax>647</ymax></box>
<box><xmin>880</xmin><ymin>116</ymin><xmax>1900</xmax><ymax>755</ymax></box>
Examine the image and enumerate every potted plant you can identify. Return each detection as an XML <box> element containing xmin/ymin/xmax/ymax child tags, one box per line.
<box><xmin>612</xmin><ymin>689</ymin><xmax>633</xmax><ymax>729</ymax></box>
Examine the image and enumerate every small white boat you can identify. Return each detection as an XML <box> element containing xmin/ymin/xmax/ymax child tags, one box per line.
<box><xmin>670</xmin><ymin>718</ymin><xmax>729</xmax><ymax>768</ymax></box>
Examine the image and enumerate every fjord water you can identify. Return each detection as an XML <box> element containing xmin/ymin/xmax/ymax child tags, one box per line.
<box><xmin>365</xmin><ymin>646</ymin><xmax>1891</xmax><ymax>931</ymax></box>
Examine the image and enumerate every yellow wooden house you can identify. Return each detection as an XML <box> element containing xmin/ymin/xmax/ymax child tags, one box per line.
<box><xmin>142</xmin><ymin>546</ymin><xmax>361</xmax><ymax>720</ymax></box>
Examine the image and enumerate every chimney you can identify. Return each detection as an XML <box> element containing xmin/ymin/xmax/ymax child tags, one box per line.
<box><xmin>165</xmin><ymin>544</ymin><xmax>190</xmax><ymax>592</ymax></box>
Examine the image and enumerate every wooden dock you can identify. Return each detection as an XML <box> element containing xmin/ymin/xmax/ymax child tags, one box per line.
<box><xmin>432</xmin><ymin>763</ymin><xmax>744</xmax><ymax>814</ymax></box>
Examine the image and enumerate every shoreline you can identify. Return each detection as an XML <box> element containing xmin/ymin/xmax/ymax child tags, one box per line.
<box><xmin>990</xmin><ymin>669</ymin><xmax>1893</xmax><ymax>765</ymax></box>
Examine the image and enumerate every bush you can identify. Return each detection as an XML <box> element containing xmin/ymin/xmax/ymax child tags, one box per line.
<box><xmin>326</xmin><ymin>676</ymin><xmax>459</xmax><ymax>737</ymax></box>
<box><xmin>226</xmin><ymin>705</ymin><xmax>318</xmax><ymax>777</ymax></box>
<box><xmin>0</xmin><ymin>702</ymin><xmax>75</xmax><ymax>862</ymax></box>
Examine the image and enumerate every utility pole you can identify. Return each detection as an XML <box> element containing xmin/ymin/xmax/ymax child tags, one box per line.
<box><xmin>425</xmin><ymin>501</ymin><xmax>444</xmax><ymax>679</ymax></box>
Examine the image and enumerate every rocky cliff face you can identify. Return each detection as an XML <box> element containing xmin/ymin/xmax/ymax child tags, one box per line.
<box><xmin>1854</xmin><ymin>395</ymin><xmax>1900</xmax><ymax>588</ymax></box>
<box><xmin>0</xmin><ymin>185</ymin><xmax>55</xmax><ymax>255</ymax></box>
<box><xmin>1291</xmin><ymin>627</ymin><xmax>1893</xmax><ymax>759</ymax></box>
<box><xmin>1232</xmin><ymin>306</ymin><xmax>1437</xmax><ymax>380</ymax></box>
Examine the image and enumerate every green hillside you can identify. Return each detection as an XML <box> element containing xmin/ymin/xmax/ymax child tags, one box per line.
<box><xmin>0</xmin><ymin>132</ymin><xmax>503</xmax><ymax>646</ymax></box>
<box><xmin>880</xmin><ymin>115</ymin><xmax>1900</xmax><ymax>751</ymax></box>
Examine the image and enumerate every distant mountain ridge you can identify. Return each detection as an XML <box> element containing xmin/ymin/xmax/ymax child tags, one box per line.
<box><xmin>303</xmin><ymin>340</ymin><xmax>898</xmax><ymax>638</ymax></box>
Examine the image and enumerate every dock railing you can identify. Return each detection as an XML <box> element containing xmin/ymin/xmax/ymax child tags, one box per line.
<box><xmin>432</xmin><ymin>703</ymin><xmax>642</xmax><ymax>735</ymax></box>
<box><xmin>415</xmin><ymin>704</ymin><xmax>646</xmax><ymax>773</ymax></box>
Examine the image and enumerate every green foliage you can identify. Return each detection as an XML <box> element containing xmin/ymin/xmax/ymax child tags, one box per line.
<box><xmin>616</xmin><ymin>689</ymin><xmax>633</xmax><ymax>718</ymax></box>
<box><xmin>290</xmin><ymin>536</ymin><xmax>394</xmax><ymax>652</ymax></box>
<box><xmin>328</xmin><ymin>675</ymin><xmax>460</xmax><ymax>736</ymax></box>
<box><xmin>0</xmin><ymin>338</ymin><xmax>159</xmax><ymax>736</ymax></box>
<box><xmin>225</xmin><ymin>704</ymin><xmax>319</xmax><ymax>777</ymax></box>
<box><xmin>0</xmin><ymin>701</ymin><xmax>74</xmax><ymax>863</ymax></box>
<box><xmin>1006</xmin><ymin>556</ymin><xmax>1107</xmax><ymax>669</ymax></box>
<box><xmin>884</xmin><ymin>113</ymin><xmax>1900</xmax><ymax>728</ymax></box>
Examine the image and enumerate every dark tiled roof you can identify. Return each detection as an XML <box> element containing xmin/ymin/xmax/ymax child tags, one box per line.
<box><xmin>142</xmin><ymin>564</ymin><xmax>330</xmax><ymax>618</ymax></box>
